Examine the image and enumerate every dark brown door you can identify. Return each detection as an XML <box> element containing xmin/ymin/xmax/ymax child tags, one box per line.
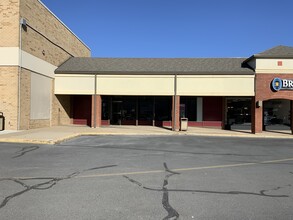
<box><xmin>73</xmin><ymin>95</ymin><xmax>92</xmax><ymax>126</ymax></box>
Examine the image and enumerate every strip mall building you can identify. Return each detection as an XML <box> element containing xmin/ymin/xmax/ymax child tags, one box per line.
<box><xmin>1</xmin><ymin>0</ymin><xmax>293</xmax><ymax>133</ymax></box>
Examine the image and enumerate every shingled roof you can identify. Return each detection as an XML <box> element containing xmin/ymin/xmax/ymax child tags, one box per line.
<box><xmin>55</xmin><ymin>57</ymin><xmax>254</xmax><ymax>75</ymax></box>
<box><xmin>255</xmin><ymin>45</ymin><xmax>293</xmax><ymax>58</ymax></box>
<box><xmin>243</xmin><ymin>45</ymin><xmax>293</xmax><ymax>64</ymax></box>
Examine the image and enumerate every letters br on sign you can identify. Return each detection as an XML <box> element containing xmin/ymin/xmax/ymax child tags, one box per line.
<box><xmin>271</xmin><ymin>78</ymin><xmax>293</xmax><ymax>91</ymax></box>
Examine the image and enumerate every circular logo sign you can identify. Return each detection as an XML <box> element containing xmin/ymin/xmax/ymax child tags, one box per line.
<box><xmin>271</xmin><ymin>78</ymin><xmax>282</xmax><ymax>91</ymax></box>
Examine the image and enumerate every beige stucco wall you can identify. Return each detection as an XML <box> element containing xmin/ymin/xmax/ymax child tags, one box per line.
<box><xmin>177</xmin><ymin>75</ymin><xmax>255</xmax><ymax>96</ymax></box>
<box><xmin>97</xmin><ymin>75</ymin><xmax>175</xmax><ymax>95</ymax></box>
<box><xmin>55</xmin><ymin>74</ymin><xmax>255</xmax><ymax>96</ymax></box>
<box><xmin>255</xmin><ymin>59</ymin><xmax>293</xmax><ymax>74</ymax></box>
<box><xmin>55</xmin><ymin>74</ymin><xmax>95</xmax><ymax>94</ymax></box>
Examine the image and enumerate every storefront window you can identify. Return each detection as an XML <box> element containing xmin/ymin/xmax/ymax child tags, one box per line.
<box><xmin>227</xmin><ymin>98</ymin><xmax>251</xmax><ymax>125</ymax></box>
<box><xmin>155</xmin><ymin>97</ymin><xmax>172</xmax><ymax>121</ymax></box>
<box><xmin>263</xmin><ymin>100</ymin><xmax>290</xmax><ymax>128</ymax></box>
<box><xmin>138</xmin><ymin>97</ymin><xmax>153</xmax><ymax>121</ymax></box>
<box><xmin>122</xmin><ymin>97</ymin><xmax>136</xmax><ymax>121</ymax></box>
<box><xmin>180</xmin><ymin>97</ymin><xmax>197</xmax><ymax>121</ymax></box>
<box><xmin>102</xmin><ymin>96</ymin><xmax>172</xmax><ymax>126</ymax></box>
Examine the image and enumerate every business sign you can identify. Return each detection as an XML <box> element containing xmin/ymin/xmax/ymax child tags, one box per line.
<box><xmin>271</xmin><ymin>78</ymin><xmax>293</xmax><ymax>91</ymax></box>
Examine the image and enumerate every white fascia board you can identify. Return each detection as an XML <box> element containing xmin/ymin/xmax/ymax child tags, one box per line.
<box><xmin>0</xmin><ymin>47</ymin><xmax>20</xmax><ymax>65</ymax></box>
<box><xmin>0</xmin><ymin>47</ymin><xmax>57</xmax><ymax>78</ymax></box>
<box><xmin>21</xmin><ymin>50</ymin><xmax>57</xmax><ymax>78</ymax></box>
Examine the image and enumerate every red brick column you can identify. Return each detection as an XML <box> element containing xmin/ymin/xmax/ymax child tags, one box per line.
<box><xmin>91</xmin><ymin>95</ymin><xmax>102</xmax><ymax>128</ymax></box>
<box><xmin>222</xmin><ymin>97</ymin><xmax>226</xmax><ymax>129</ymax></box>
<box><xmin>251</xmin><ymin>97</ymin><xmax>263</xmax><ymax>133</ymax></box>
<box><xmin>291</xmin><ymin>101</ymin><xmax>293</xmax><ymax>135</ymax></box>
<box><xmin>172</xmin><ymin>96</ymin><xmax>180</xmax><ymax>131</ymax></box>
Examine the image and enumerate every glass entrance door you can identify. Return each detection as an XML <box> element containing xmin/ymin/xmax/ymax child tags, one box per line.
<box><xmin>138</xmin><ymin>97</ymin><xmax>153</xmax><ymax>125</ymax></box>
<box><xmin>111</xmin><ymin>100</ymin><xmax>122</xmax><ymax>125</ymax></box>
<box><xmin>226</xmin><ymin>98</ymin><xmax>251</xmax><ymax>130</ymax></box>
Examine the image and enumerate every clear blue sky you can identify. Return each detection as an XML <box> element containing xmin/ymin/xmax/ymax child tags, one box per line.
<box><xmin>41</xmin><ymin>0</ymin><xmax>293</xmax><ymax>58</ymax></box>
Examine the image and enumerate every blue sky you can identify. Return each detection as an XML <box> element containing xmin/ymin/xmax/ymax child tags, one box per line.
<box><xmin>41</xmin><ymin>0</ymin><xmax>293</xmax><ymax>58</ymax></box>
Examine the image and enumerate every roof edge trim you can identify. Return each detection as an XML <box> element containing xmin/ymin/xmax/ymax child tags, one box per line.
<box><xmin>54</xmin><ymin>71</ymin><xmax>255</xmax><ymax>75</ymax></box>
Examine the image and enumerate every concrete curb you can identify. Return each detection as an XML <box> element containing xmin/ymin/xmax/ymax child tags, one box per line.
<box><xmin>0</xmin><ymin>131</ymin><xmax>292</xmax><ymax>145</ymax></box>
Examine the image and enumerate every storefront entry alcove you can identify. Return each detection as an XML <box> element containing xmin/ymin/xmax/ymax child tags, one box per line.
<box><xmin>263</xmin><ymin>99</ymin><xmax>291</xmax><ymax>133</ymax></box>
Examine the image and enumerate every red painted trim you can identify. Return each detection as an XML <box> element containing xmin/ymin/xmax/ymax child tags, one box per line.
<box><xmin>203</xmin><ymin>121</ymin><xmax>222</xmax><ymax>127</ymax></box>
<box><xmin>122</xmin><ymin>120</ymin><xmax>136</xmax><ymax>125</ymax></box>
<box><xmin>163</xmin><ymin>121</ymin><xmax>172</xmax><ymax>127</ymax></box>
<box><xmin>101</xmin><ymin>120</ymin><xmax>110</xmax><ymax>126</ymax></box>
<box><xmin>73</xmin><ymin>119</ymin><xmax>88</xmax><ymax>125</ymax></box>
<box><xmin>187</xmin><ymin>121</ymin><xmax>222</xmax><ymax>127</ymax></box>
<box><xmin>188</xmin><ymin>121</ymin><xmax>203</xmax><ymax>126</ymax></box>
<box><xmin>138</xmin><ymin>120</ymin><xmax>153</xmax><ymax>126</ymax></box>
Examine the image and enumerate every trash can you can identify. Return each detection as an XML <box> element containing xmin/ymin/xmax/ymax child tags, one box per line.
<box><xmin>0</xmin><ymin>112</ymin><xmax>4</xmax><ymax>131</ymax></box>
<box><xmin>180</xmin><ymin>118</ymin><xmax>188</xmax><ymax>131</ymax></box>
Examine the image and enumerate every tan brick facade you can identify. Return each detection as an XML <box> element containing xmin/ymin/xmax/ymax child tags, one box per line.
<box><xmin>0</xmin><ymin>67</ymin><xmax>18</xmax><ymax>130</ymax></box>
<box><xmin>0</xmin><ymin>0</ymin><xmax>90</xmax><ymax>130</ymax></box>
<box><xmin>19</xmin><ymin>68</ymin><xmax>30</xmax><ymax>129</ymax></box>
<box><xmin>51</xmin><ymin>94</ymin><xmax>72</xmax><ymax>126</ymax></box>
<box><xmin>20</xmin><ymin>0</ymin><xmax>90</xmax><ymax>66</ymax></box>
<box><xmin>0</xmin><ymin>0</ymin><xmax>20</xmax><ymax>47</ymax></box>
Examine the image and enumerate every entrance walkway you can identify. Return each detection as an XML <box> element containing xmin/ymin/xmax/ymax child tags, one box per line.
<box><xmin>0</xmin><ymin>125</ymin><xmax>292</xmax><ymax>145</ymax></box>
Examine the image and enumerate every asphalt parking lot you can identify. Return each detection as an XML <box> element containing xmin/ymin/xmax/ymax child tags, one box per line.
<box><xmin>0</xmin><ymin>135</ymin><xmax>293</xmax><ymax>220</ymax></box>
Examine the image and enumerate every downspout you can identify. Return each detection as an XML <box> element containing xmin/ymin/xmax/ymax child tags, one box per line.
<box><xmin>18</xmin><ymin>18</ymin><xmax>26</xmax><ymax>130</ymax></box>
<box><xmin>173</xmin><ymin>73</ymin><xmax>178</xmax><ymax>131</ymax></box>
<box><xmin>93</xmin><ymin>73</ymin><xmax>97</xmax><ymax>128</ymax></box>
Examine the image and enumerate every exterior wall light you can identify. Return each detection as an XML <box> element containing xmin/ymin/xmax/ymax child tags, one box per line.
<box><xmin>256</xmin><ymin>100</ymin><xmax>263</xmax><ymax>108</ymax></box>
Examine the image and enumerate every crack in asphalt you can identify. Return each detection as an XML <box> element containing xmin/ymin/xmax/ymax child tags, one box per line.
<box><xmin>12</xmin><ymin>146</ymin><xmax>40</xmax><ymax>158</ymax></box>
<box><xmin>162</xmin><ymin>163</ymin><xmax>180</xmax><ymax>220</ymax></box>
<box><xmin>0</xmin><ymin>164</ymin><xmax>117</xmax><ymax>209</ymax></box>
<box><xmin>123</xmin><ymin>164</ymin><xmax>291</xmax><ymax>219</ymax></box>
<box><xmin>124</xmin><ymin>171</ymin><xmax>289</xmax><ymax>198</ymax></box>
<box><xmin>124</xmin><ymin>162</ymin><xmax>180</xmax><ymax>220</ymax></box>
<box><xmin>143</xmin><ymin>186</ymin><xmax>290</xmax><ymax>198</ymax></box>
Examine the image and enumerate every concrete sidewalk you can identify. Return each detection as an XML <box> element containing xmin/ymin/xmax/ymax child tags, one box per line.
<box><xmin>0</xmin><ymin>125</ymin><xmax>292</xmax><ymax>145</ymax></box>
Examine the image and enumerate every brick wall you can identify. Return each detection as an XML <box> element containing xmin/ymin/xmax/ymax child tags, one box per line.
<box><xmin>256</xmin><ymin>74</ymin><xmax>293</xmax><ymax>101</ymax></box>
<box><xmin>253</xmin><ymin>73</ymin><xmax>293</xmax><ymax>133</ymax></box>
<box><xmin>91</xmin><ymin>95</ymin><xmax>102</xmax><ymax>127</ymax></box>
<box><xmin>172</xmin><ymin>96</ymin><xmax>180</xmax><ymax>131</ymax></box>
<box><xmin>30</xmin><ymin>119</ymin><xmax>49</xmax><ymax>129</ymax></box>
<box><xmin>0</xmin><ymin>67</ymin><xmax>19</xmax><ymax>130</ymax></box>
<box><xmin>0</xmin><ymin>0</ymin><xmax>20</xmax><ymax>47</ymax></box>
<box><xmin>19</xmin><ymin>68</ymin><xmax>30</xmax><ymax>129</ymax></box>
<box><xmin>20</xmin><ymin>0</ymin><xmax>91</xmax><ymax>129</ymax></box>
<box><xmin>51</xmin><ymin>94</ymin><xmax>72</xmax><ymax>126</ymax></box>
<box><xmin>1</xmin><ymin>0</ymin><xmax>91</xmax><ymax>130</ymax></box>
<box><xmin>20</xmin><ymin>0</ymin><xmax>90</xmax><ymax>66</ymax></box>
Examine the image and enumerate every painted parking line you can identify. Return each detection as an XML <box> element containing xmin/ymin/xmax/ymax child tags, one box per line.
<box><xmin>77</xmin><ymin>157</ymin><xmax>293</xmax><ymax>179</ymax></box>
<box><xmin>7</xmin><ymin>157</ymin><xmax>293</xmax><ymax>180</ymax></box>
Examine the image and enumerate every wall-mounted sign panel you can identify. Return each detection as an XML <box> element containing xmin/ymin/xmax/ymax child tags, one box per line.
<box><xmin>271</xmin><ymin>78</ymin><xmax>293</xmax><ymax>91</ymax></box>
